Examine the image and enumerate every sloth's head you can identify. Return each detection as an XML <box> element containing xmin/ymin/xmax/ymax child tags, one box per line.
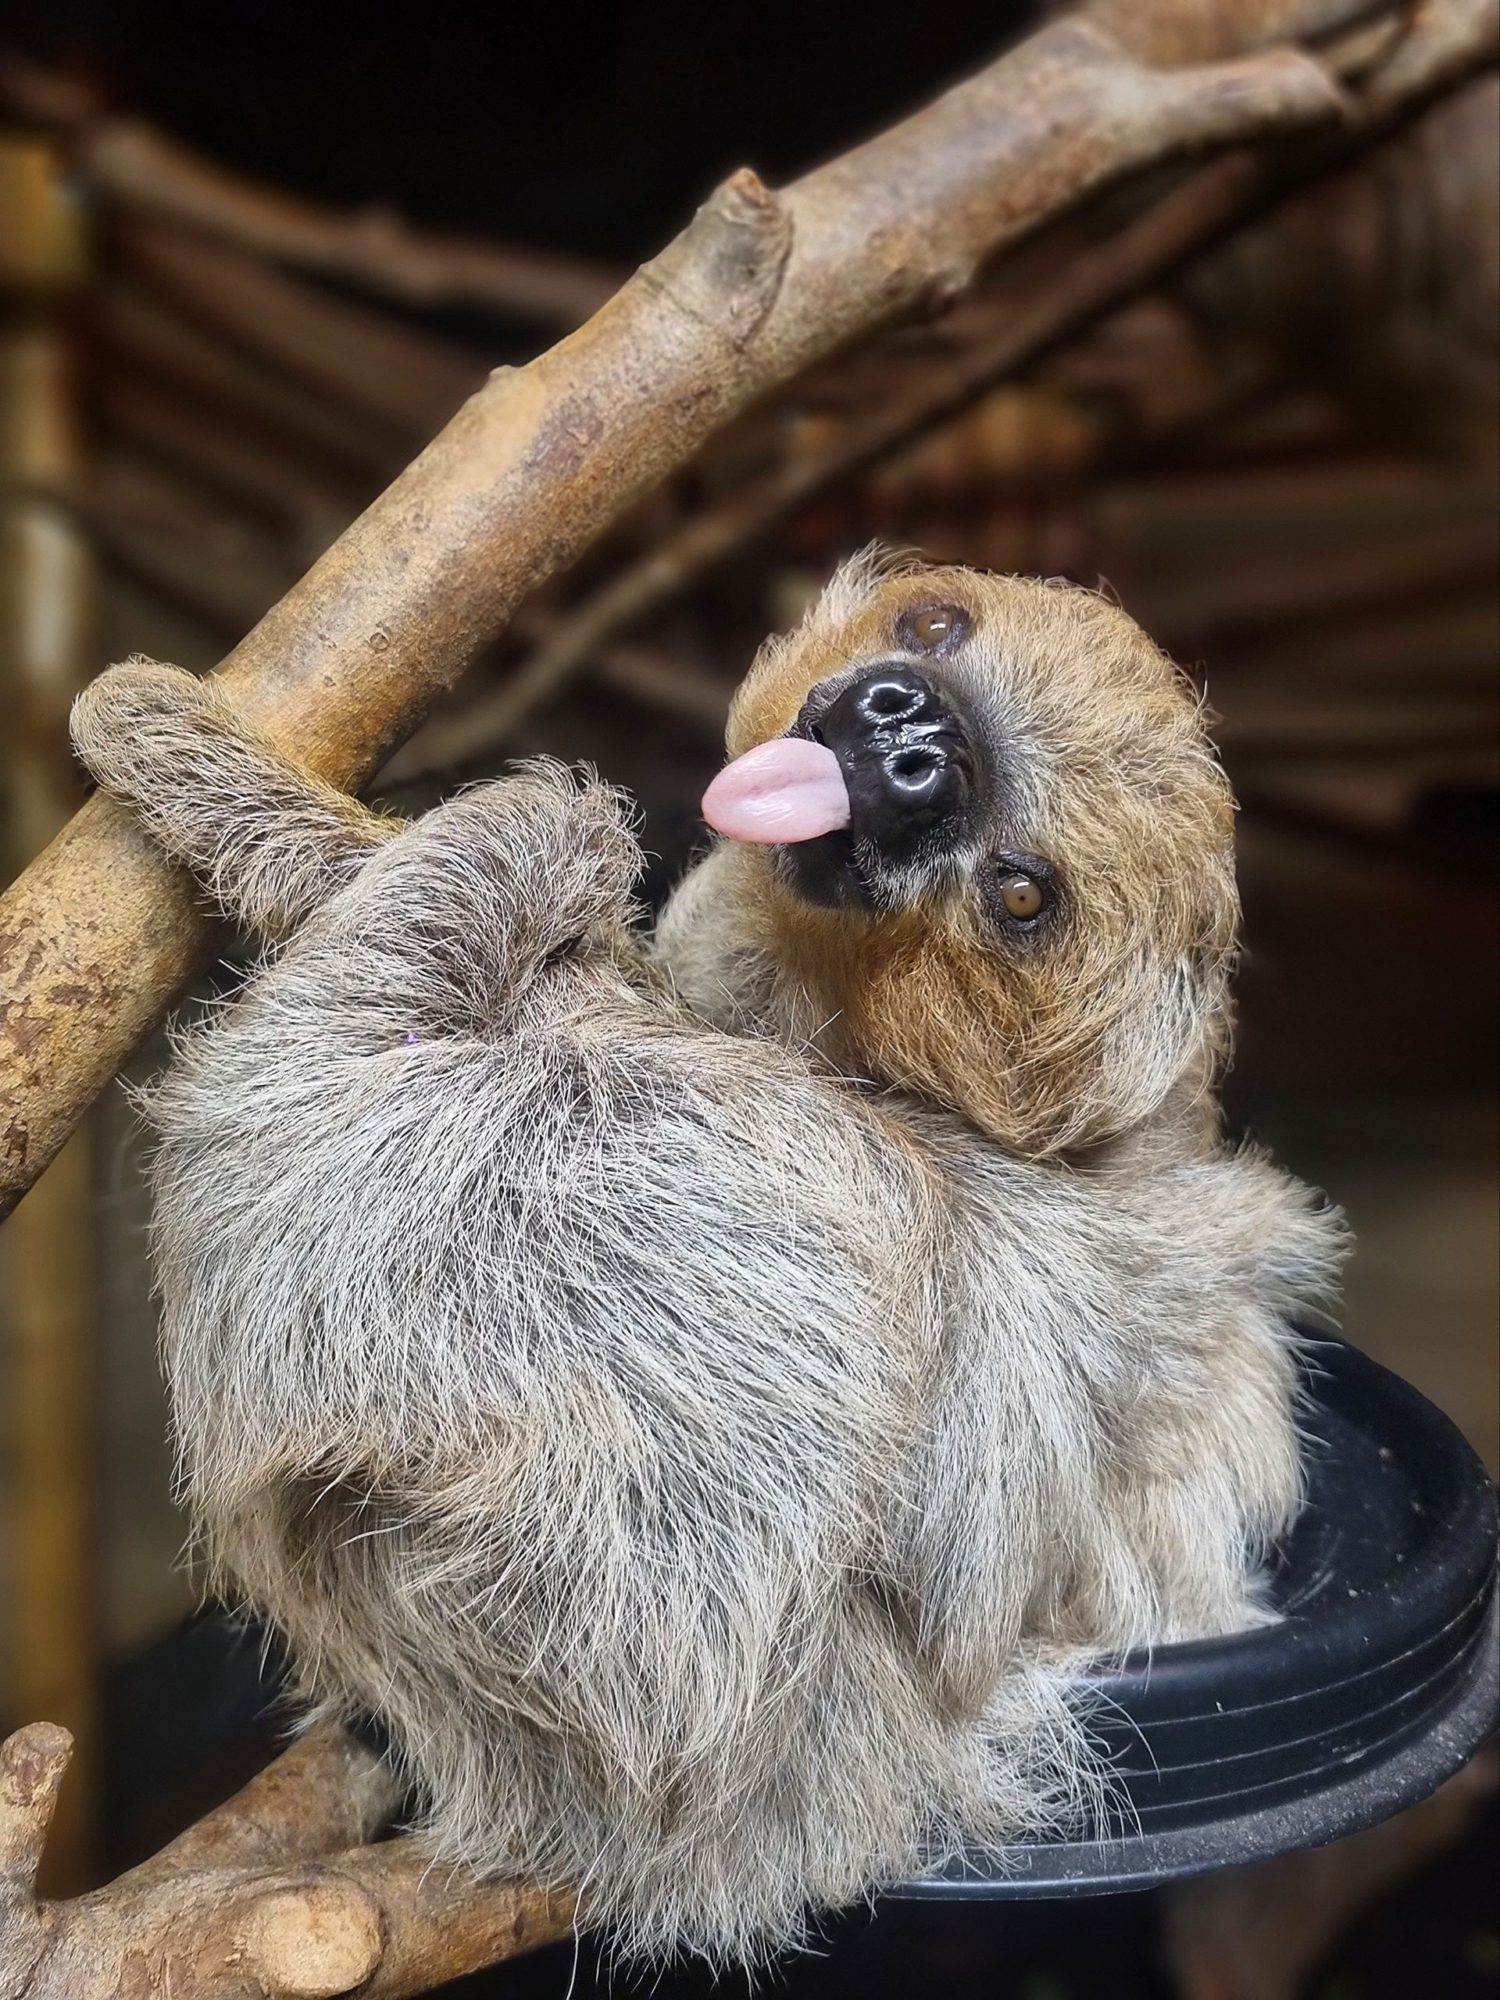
<box><xmin>704</xmin><ymin>552</ymin><xmax>1238</xmax><ymax>1159</ymax></box>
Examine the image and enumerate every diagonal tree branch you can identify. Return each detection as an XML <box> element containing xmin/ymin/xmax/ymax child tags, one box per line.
<box><xmin>466</xmin><ymin>0</ymin><xmax>1497</xmax><ymax>747</ymax></box>
<box><xmin>0</xmin><ymin>12</ymin><xmax>1357</xmax><ymax>1219</ymax></box>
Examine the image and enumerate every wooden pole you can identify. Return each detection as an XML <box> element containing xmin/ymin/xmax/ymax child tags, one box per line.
<box><xmin>0</xmin><ymin>135</ymin><xmax>97</xmax><ymax>1891</ymax></box>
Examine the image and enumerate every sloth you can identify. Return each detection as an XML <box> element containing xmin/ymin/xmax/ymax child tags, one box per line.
<box><xmin>71</xmin><ymin>553</ymin><xmax>1342</xmax><ymax>1965</ymax></box>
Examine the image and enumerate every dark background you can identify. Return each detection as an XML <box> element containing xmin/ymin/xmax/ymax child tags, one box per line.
<box><xmin>10</xmin><ymin>0</ymin><xmax>1029</xmax><ymax>258</ymax></box>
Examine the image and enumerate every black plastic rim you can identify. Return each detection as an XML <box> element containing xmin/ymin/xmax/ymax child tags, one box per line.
<box><xmin>892</xmin><ymin>1337</ymin><xmax>1499</xmax><ymax>1899</ymax></box>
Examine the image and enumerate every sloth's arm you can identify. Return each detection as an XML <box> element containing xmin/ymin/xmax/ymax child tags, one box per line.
<box><xmin>74</xmin><ymin>660</ymin><xmax>976</xmax><ymax>1710</ymax></box>
<box><xmin>75</xmin><ymin>656</ymin><xmax>936</xmax><ymax>1526</ymax></box>
<box><xmin>71</xmin><ymin>660</ymin><xmax>399</xmax><ymax>940</ymax></box>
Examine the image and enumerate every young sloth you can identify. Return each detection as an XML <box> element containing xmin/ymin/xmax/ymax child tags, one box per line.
<box><xmin>72</xmin><ymin>554</ymin><xmax>1341</xmax><ymax>1964</ymax></box>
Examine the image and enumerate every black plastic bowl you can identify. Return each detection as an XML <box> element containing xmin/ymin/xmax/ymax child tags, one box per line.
<box><xmin>897</xmin><ymin>1337</ymin><xmax>1499</xmax><ymax>1899</ymax></box>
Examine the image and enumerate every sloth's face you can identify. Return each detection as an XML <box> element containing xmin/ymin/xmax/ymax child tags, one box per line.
<box><xmin>712</xmin><ymin>558</ymin><xmax>1239</xmax><ymax>1157</ymax></box>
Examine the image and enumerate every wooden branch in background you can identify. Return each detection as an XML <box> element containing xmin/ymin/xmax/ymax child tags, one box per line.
<box><xmin>120</xmin><ymin>225</ymin><xmax>488</xmax><ymax>442</ymax></box>
<box><xmin>84</xmin><ymin>120</ymin><xmax>621</xmax><ymax>331</ymax></box>
<box><xmin>1181</xmin><ymin>72</ymin><xmax>1500</xmax><ymax>436</ymax></box>
<box><xmin>101</xmin><ymin>373</ymin><xmax>358</xmax><ymax>562</ymax></box>
<box><xmin>0</xmin><ymin>52</ymin><xmax>621</xmax><ymax>331</ymax></box>
<box><xmin>467</xmin><ymin>0</ymin><xmax>1498</xmax><ymax>743</ymax></box>
<box><xmin>0</xmin><ymin>1723</ymin><xmax>577</xmax><ymax>2000</ymax></box>
<box><xmin>62</xmin><ymin>435</ymin><xmax>1500</xmax><ymax>784</ymax></box>
<box><xmin>95</xmin><ymin>284</ymin><xmax>401</xmax><ymax>480</ymax></box>
<box><xmin>0</xmin><ymin>11</ymin><xmax>1361</xmax><ymax>1219</ymax></box>
<box><xmin>1161</xmin><ymin>1746</ymin><xmax>1499</xmax><ymax>2000</ymax></box>
<box><xmin>74</xmin><ymin>461</ymin><xmax>737</xmax><ymax>737</ymax></box>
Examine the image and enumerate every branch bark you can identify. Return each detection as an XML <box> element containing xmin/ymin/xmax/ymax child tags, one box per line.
<box><xmin>0</xmin><ymin>132</ymin><xmax>99</xmax><ymax>1896</ymax></box>
<box><xmin>0</xmin><ymin>1723</ymin><xmax>576</xmax><ymax>2000</ymax></box>
<box><xmin>0</xmin><ymin>13</ymin><xmax>1357</xmax><ymax>1218</ymax></box>
<box><xmin>1083</xmin><ymin>0</ymin><xmax>1396</xmax><ymax>62</ymax></box>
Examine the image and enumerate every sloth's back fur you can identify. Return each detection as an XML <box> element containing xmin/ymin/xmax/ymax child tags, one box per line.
<box><xmin>72</xmin><ymin>637</ymin><xmax>1342</xmax><ymax>1965</ymax></box>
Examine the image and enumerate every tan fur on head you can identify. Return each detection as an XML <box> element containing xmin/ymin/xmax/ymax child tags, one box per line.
<box><xmin>722</xmin><ymin>551</ymin><xmax>1237</xmax><ymax>1156</ymax></box>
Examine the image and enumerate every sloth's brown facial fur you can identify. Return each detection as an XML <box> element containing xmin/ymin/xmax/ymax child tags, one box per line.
<box><xmin>724</xmin><ymin>556</ymin><xmax>1239</xmax><ymax>1158</ymax></box>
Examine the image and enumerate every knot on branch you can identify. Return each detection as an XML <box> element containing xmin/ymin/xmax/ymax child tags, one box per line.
<box><xmin>638</xmin><ymin>167</ymin><xmax>793</xmax><ymax>350</ymax></box>
<box><xmin>239</xmin><ymin>1882</ymin><xmax>383</xmax><ymax>1998</ymax></box>
<box><xmin>1111</xmin><ymin>33</ymin><xmax>1349</xmax><ymax>150</ymax></box>
<box><xmin>0</xmin><ymin>1725</ymin><xmax>71</xmax><ymax>1884</ymax></box>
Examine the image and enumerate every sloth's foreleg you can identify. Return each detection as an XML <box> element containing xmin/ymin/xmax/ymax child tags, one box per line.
<box><xmin>70</xmin><ymin>660</ymin><xmax>398</xmax><ymax>940</ymax></box>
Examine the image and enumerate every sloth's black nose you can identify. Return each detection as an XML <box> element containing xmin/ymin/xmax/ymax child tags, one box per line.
<box><xmin>815</xmin><ymin>665</ymin><xmax>973</xmax><ymax>858</ymax></box>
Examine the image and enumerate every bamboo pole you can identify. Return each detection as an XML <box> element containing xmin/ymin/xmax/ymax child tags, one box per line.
<box><xmin>0</xmin><ymin>136</ymin><xmax>97</xmax><ymax>1892</ymax></box>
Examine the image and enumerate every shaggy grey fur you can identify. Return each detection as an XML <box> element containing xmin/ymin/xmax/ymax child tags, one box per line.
<box><xmin>70</xmin><ymin>559</ymin><xmax>1344</xmax><ymax>1965</ymax></box>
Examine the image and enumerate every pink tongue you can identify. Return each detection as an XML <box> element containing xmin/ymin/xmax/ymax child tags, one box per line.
<box><xmin>702</xmin><ymin>737</ymin><xmax>851</xmax><ymax>845</ymax></box>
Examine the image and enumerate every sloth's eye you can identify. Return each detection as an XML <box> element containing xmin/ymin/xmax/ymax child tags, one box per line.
<box><xmin>899</xmin><ymin>603</ymin><xmax>969</xmax><ymax>653</ymax></box>
<box><xmin>996</xmin><ymin>872</ymin><xmax>1046</xmax><ymax>922</ymax></box>
<box><xmin>983</xmin><ymin>855</ymin><xmax>1055</xmax><ymax>934</ymax></box>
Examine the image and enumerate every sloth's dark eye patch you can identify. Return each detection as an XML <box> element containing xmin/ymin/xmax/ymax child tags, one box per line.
<box><xmin>898</xmin><ymin>603</ymin><xmax>969</xmax><ymax>654</ymax></box>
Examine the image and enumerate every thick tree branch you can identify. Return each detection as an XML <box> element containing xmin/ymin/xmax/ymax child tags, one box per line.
<box><xmin>123</xmin><ymin>1726</ymin><xmax>398</xmax><ymax>1886</ymax></box>
<box><xmin>0</xmin><ymin>13</ymin><xmax>1356</xmax><ymax>1217</ymax></box>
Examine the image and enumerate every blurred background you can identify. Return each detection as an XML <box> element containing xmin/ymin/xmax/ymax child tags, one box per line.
<box><xmin>0</xmin><ymin>2</ymin><xmax>1495</xmax><ymax>1994</ymax></box>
